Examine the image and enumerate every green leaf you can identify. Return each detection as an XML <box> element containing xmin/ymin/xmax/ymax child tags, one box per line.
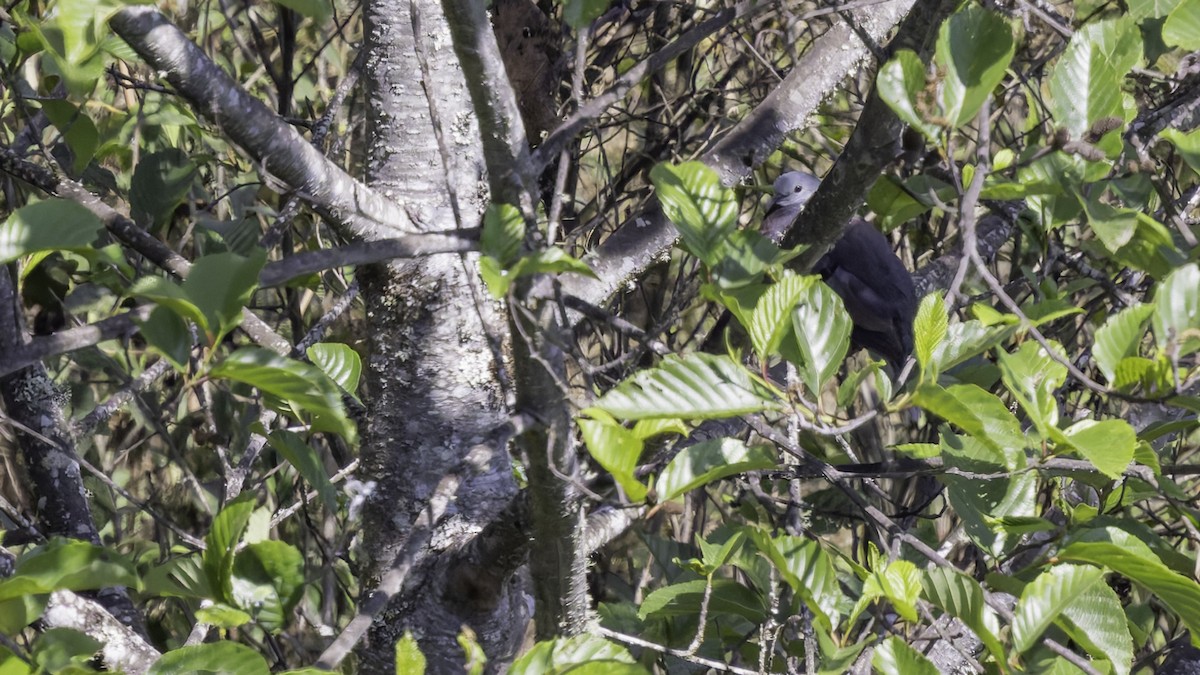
<box><xmin>654</xmin><ymin>438</ymin><xmax>775</xmax><ymax>502</ymax></box>
<box><xmin>1046</xmin><ymin>18</ymin><xmax>1141</xmax><ymax>138</ymax></box>
<box><xmin>1060</xmin><ymin>528</ymin><xmax>1200</xmax><ymax>640</ymax></box>
<box><xmin>183</xmin><ymin>250</ymin><xmax>267</xmax><ymax>342</ymax></box>
<box><xmin>748</xmin><ymin>530</ymin><xmax>842</xmax><ymax>631</ymax></box>
<box><xmin>997</xmin><ymin>341</ymin><xmax>1067</xmax><ymax>439</ymax></box>
<box><xmin>876</xmin><ymin>50</ymin><xmax>940</xmax><ymax>140</ymax></box>
<box><xmin>709</xmin><ymin>229</ymin><xmax>791</xmax><ymax>289</ymax></box>
<box><xmin>1153</xmin><ymin>262</ymin><xmax>1200</xmax><ymax>358</ymax></box>
<box><xmin>1060</xmin><ymin>418</ymin><xmax>1136</xmax><ymax>479</ymax></box>
<box><xmin>232</xmin><ymin>540</ymin><xmax>305</xmax><ymax>632</ymax></box>
<box><xmin>930</xmin><ymin>319</ymin><xmax>1015</xmax><ymax>373</ymax></box>
<box><xmin>914</xmin><ymin>384</ymin><xmax>1025</xmax><ymax>466</ymax></box>
<box><xmin>1160</xmin><ymin>127</ymin><xmax>1200</xmax><ymax>173</ymax></box>
<box><xmin>747</xmin><ymin>274</ymin><xmax>815</xmax><ymax>359</ymax></box>
<box><xmin>914</xmin><ymin>293</ymin><xmax>948</xmax><ymax>377</ymax></box>
<box><xmin>307</xmin><ymin>343</ymin><xmax>363</xmax><ymax>400</ymax></box>
<box><xmin>1012</xmin><ymin>564</ymin><xmax>1107</xmax><ymax>652</ymax></box>
<box><xmin>578</xmin><ymin>418</ymin><xmax>647</xmax><ymax>501</ymax></box>
<box><xmin>395</xmin><ymin>632</ymin><xmax>426</xmax><ymax>675</ymax></box>
<box><xmin>31</xmin><ymin>628</ymin><xmax>102</xmax><ymax>674</ymax></box>
<box><xmin>267</xmin><ymin>430</ymin><xmax>339</xmax><ymax>513</ymax></box>
<box><xmin>561</xmin><ymin>0</ymin><xmax>610</xmax><ymax>30</ymax></box>
<box><xmin>1127</xmin><ymin>0</ymin><xmax>1185</xmax><ymax>19</ymax></box>
<box><xmin>0</xmin><ymin>199</ymin><xmax>103</xmax><ymax>264</ymax></box>
<box><xmin>921</xmin><ymin>567</ymin><xmax>1004</xmax><ymax>662</ymax></box>
<box><xmin>203</xmin><ymin>496</ymin><xmax>256</xmax><ymax>605</ymax></box>
<box><xmin>867</xmin><ymin>174</ymin><xmax>955</xmax><ymax>230</ymax></box>
<box><xmin>130</xmin><ymin>148</ymin><xmax>198</xmax><ymax>231</ymax></box>
<box><xmin>480</xmin><ymin>203</ymin><xmax>524</xmax><ymax>267</ymax></box>
<box><xmin>1059</xmin><ymin>575</ymin><xmax>1134</xmax><ymax>675</ymax></box>
<box><xmin>790</xmin><ymin>282</ymin><xmax>852</xmax><ymax>393</ymax></box>
<box><xmin>41</xmin><ymin>100</ymin><xmax>99</xmax><ymax>174</ymax></box>
<box><xmin>131</xmin><ymin>276</ymin><xmax>210</xmax><ymax>333</ymax></box>
<box><xmin>935</xmin><ymin>7</ymin><xmax>1016</xmax><ymax>128</ymax></box>
<box><xmin>137</xmin><ymin>306</ymin><xmax>193</xmax><ymax>371</ymax></box>
<box><xmin>510</xmin><ymin>635</ymin><xmax>648</xmax><ymax>675</ymax></box>
<box><xmin>148</xmin><ymin>642</ymin><xmax>270</xmax><ymax>675</ymax></box>
<box><xmin>209</xmin><ymin>348</ymin><xmax>356</xmax><ymax>441</ymax></box>
<box><xmin>194</xmin><ymin>604</ymin><xmax>251</xmax><ymax>629</ymax></box>
<box><xmin>590</xmin><ymin>353</ymin><xmax>778</xmax><ymax>420</ymax></box>
<box><xmin>1164</xmin><ymin>0</ymin><xmax>1200</xmax><ymax>49</ymax></box>
<box><xmin>865</xmin><ymin>559</ymin><xmax>921</xmax><ymax>623</ymax></box>
<box><xmin>650</xmin><ymin>162</ymin><xmax>739</xmax><ymax>267</ymax></box>
<box><xmin>509</xmin><ymin>246</ymin><xmax>596</xmax><ymax>280</ymax></box>
<box><xmin>639</xmin><ymin>578</ymin><xmax>766</xmax><ymax>623</ymax></box>
<box><xmin>1093</xmin><ymin>303</ymin><xmax>1154</xmax><ymax>383</ymax></box>
<box><xmin>0</xmin><ymin>539</ymin><xmax>138</xmax><ymax>602</ymax></box>
<box><xmin>872</xmin><ymin>636</ymin><xmax>939</xmax><ymax>675</ymax></box>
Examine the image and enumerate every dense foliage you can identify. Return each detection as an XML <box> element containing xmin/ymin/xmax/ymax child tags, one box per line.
<box><xmin>0</xmin><ymin>0</ymin><xmax>1199</xmax><ymax>673</ymax></box>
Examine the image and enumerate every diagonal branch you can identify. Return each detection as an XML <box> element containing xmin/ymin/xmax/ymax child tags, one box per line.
<box><xmin>109</xmin><ymin>7</ymin><xmax>411</xmax><ymax>240</ymax></box>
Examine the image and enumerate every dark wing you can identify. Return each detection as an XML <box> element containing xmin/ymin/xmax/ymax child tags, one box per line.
<box><xmin>761</xmin><ymin>201</ymin><xmax>802</xmax><ymax>243</ymax></box>
<box><xmin>814</xmin><ymin>218</ymin><xmax>917</xmax><ymax>366</ymax></box>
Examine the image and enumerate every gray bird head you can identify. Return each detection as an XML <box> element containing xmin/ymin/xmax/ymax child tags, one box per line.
<box><xmin>766</xmin><ymin>171</ymin><xmax>821</xmax><ymax>212</ymax></box>
<box><xmin>761</xmin><ymin>171</ymin><xmax>821</xmax><ymax>241</ymax></box>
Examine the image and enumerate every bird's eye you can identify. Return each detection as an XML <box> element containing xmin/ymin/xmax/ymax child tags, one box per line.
<box><xmin>522</xmin><ymin>27</ymin><xmax>533</xmax><ymax>38</ymax></box>
<box><xmin>794</xmin><ymin>185</ymin><xmax>803</xmax><ymax>193</ymax></box>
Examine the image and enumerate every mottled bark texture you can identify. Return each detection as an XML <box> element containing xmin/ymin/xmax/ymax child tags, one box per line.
<box><xmin>440</xmin><ymin>0</ymin><xmax>589</xmax><ymax>639</ymax></box>
<box><xmin>355</xmin><ymin>0</ymin><xmax>527</xmax><ymax>670</ymax></box>
<box><xmin>0</xmin><ymin>267</ymin><xmax>145</xmax><ymax>634</ymax></box>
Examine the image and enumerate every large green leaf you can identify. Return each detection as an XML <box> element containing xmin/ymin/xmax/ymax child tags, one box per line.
<box><xmin>1059</xmin><ymin>418</ymin><xmax>1136</xmax><ymax>479</ymax></box>
<box><xmin>913</xmin><ymin>293</ymin><xmax>948</xmax><ymax>378</ymax></box>
<box><xmin>1012</xmin><ymin>564</ymin><xmax>1108</xmax><ymax>652</ymax></box>
<box><xmin>1093</xmin><ymin>303</ymin><xmax>1154</xmax><ymax>383</ymax></box>
<box><xmin>1046</xmin><ymin>18</ymin><xmax>1141</xmax><ymax>138</ymax></box>
<box><xmin>0</xmin><ymin>199</ymin><xmax>103</xmax><ymax>264</ymax></box>
<box><xmin>638</xmin><ymin>578</ymin><xmax>766</xmax><ymax>624</ymax></box>
<box><xmin>654</xmin><ymin>438</ymin><xmax>775</xmax><ymax>502</ymax></box>
<box><xmin>511</xmin><ymin>634</ymin><xmax>648</xmax><ymax>672</ymax></box>
<box><xmin>203</xmin><ymin>496</ymin><xmax>256</xmax><ymax>606</ymax></box>
<box><xmin>148</xmin><ymin>642</ymin><xmax>270</xmax><ymax>675</ymax></box>
<box><xmin>930</xmin><ymin>319</ymin><xmax>1015</xmax><ymax>372</ymax></box>
<box><xmin>31</xmin><ymin>628</ymin><xmax>102</xmax><ymax>674</ymax></box>
<box><xmin>747</xmin><ymin>274</ymin><xmax>815</xmax><ymax>360</ymax></box>
<box><xmin>589</xmin><ymin>353</ymin><xmax>777</xmax><ymax>420</ymax></box>
<box><xmin>232</xmin><ymin>540</ymin><xmax>306</xmax><ymax>633</ymax></box>
<box><xmin>1153</xmin><ymin>263</ymin><xmax>1200</xmax><ymax>358</ymax></box>
<box><xmin>561</xmin><ymin>0</ymin><xmax>610</xmax><ymax>30</ymax></box>
<box><xmin>306</xmin><ymin>343</ymin><xmax>363</xmax><ymax>400</ymax></box>
<box><xmin>935</xmin><ymin>6</ymin><xmax>1015</xmax><ymax>128</ymax></box>
<box><xmin>790</xmin><ymin>281</ymin><xmax>852</xmax><ymax>393</ymax></box>
<box><xmin>183</xmin><ymin>250</ymin><xmax>266</xmax><ymax>343</ymax></box>
<box><xmin>41</xmin><ymin>100</ymin><xmax>99</xmax><ymax>174</ymax></box>
<box><xmin>0</xmin><ymin>538</ymin><xmax>138</xmax><ymax>602</ymax></box>
<box><xmin>267</xmin><ymin>430</ymin><xmax>339</xmax><ymax>512</ymax></box>
<box><xmin>209</xmin><ymin>348</ymin><xmax>356</xmax><ymax>440</ymax></box>
<box><xmin>1164</xmin><ymin>0</ymin><xmax>1200</xmax><ymax>49</ymax></box>
<box><xmin>913</xmin><ymin>384</ymin><xmax>1025</xmax><ymax>466</ymax></box>
<box><xmin>871</xmin><ymin>636</ymin><xmax>939</xmax><ymax>675</ymax></box>
<box><xmin>578</xmin><ymin>417</ymin><xmax>647</xmax><ymax>501</ymax></box>
<box><xmin>876</xmin><ymin>50</ymin><xmax>940</xmax><ymax>141</ymax></box>
<box><xmin>650</xmin><ymin>161</ymin><xmax>739</xmax><ymax>267</ymax></box>
<box><xmin>1060</xmin><ymin>528</ymin><xmax>1200</xmax><ymax>639</ymax></box>
<box><xmin>748</xmin><ymin>530</ymin><xmax>842</xmax><ymax>631</ymax></box>
<box><xmin>920</xmin><ymin>567</ymin><xmax>1004</xmax><ymax>662</ymax></box>
<box><xmin>1059</xmin><ymin>574</ymin><xmax>1134</xmax><ymax>675</ymax></box>
<box><xmin>997</xmin><ymin>341</ymin><xmax>1067</xmax><ymax>439</ymax></box>
<box><xmin>130</xmin><ymin>148</ymin><xmax>198</xmax><ymax>231</ymax></box>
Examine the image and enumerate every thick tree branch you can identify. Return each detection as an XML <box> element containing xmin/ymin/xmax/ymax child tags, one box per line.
<box><xmin>109</xmin><ymin>7</ymin><xmax>412</xmax><ymax>239</ymax></box>
<box><xmin>560</xmin><ymin>0</ymin><xmax>922</xmax><ymax>312</ymax></box>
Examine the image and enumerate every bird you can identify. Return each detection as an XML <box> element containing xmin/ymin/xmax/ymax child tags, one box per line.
<box><xmin>764</xmin><ymin>171</ymin><xmax>918</xmax><ymax>369</ymax></box>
